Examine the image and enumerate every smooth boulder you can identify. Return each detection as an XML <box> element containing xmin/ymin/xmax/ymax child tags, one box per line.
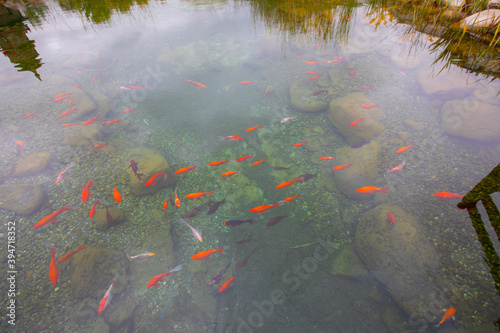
<box><xmin>0</xmin><ymin>184</ymin><xmax>44</xmax><ymax>214</ymax></box>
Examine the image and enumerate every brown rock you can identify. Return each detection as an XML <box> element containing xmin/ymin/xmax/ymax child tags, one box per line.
<box><xmin>290</xmin><ymin>79</ymin><xmax>330</xmax><ymax>113</ymax></box>
<box><xmin>11</xmin><ymin>152</ymin><xmax>51</xmax><ymax>177</ymax></box>
<box><xmin>417</xmin><ymin>68</ymin><xmax>470</xmax><ymax>95</ymax></box>
<box><xmin>125</xmin><ymin>148</ymin><xmax>175</xmax><ymax>196</ymax></box>
<box><xmin>333</xmin><ymin>141</ymin><xmax>382</xmax><ymax>200</ymax></box>
<box><xmin>70</xmin><ymin>246</ymin><xmax>129</xmax><ymax>299</ymax></box>
<box><xmin>328</xmin><ymin>93</ymin><xmax>385</xmax><ymax>144</ymax></box>
<box><xmin>63</xmin><ymin>87</ymin><xmax>97</xmax><ymax>122</ymax></box>
<box><xmin>0</xmin><ymin>184</ymin><xmax>44</xmax><ymax>214</ymax></box>
<box><xmin>93</xmin><ymin>207</ymin><xmax>125</xmax><ymax>230</ymax></box>
<box><xmin>63</xmin><ymin>123</ymin><xmax>102</xmax><ymax>146</ymax></box>
<box><xmin>441</xmin><ymin>99</ymin><xmax>500</xmax><ymax>142</ymax></box>
<box><xmin>404</xmin><ymin>119</ymin><xmax>425</xmax><ymax>131</ymax></box>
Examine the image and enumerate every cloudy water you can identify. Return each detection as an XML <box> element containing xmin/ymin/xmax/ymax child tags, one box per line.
<box><xmin>0</xmin><ymin>0</ymin><xmax>499</xmax><ymax>332</ymax></box>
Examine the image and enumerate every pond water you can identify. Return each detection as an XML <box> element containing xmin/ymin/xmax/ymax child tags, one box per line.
<box><xmin>0</xmin><ymin>0</ymin><xmax>499</xmax><ymax>332</ymax></box>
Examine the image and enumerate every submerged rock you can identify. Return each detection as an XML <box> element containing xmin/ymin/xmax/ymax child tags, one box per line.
<box><xmin>290</xmin><ymin>79</ymin><xmax>330</xmax><ymax>112</ymax></box>
<box><xmin>11</xmin><ymin>152</ymin><xmax>51</xmax><ymax>177</ymax></box>
<box><xmin>0</xmin><ymin>184</ymin><xmax>44</xmax><ymax>214</ymax></box>
<box><xmin>70</xmin><ymin>246</ymin><xmax>129</xmax><ymax>299</ymax></box>
<box><xmin>92</xmin><ymin>207</ymin><xmax>125</xmax><ymax>230</ymax></box>
<box><xmin>125</xmin><ymin>148</ymin><xmax>175</xmax><ymax>196</ymax></box>
<box><xmin>328</xmin><ymin>92</ymin><xmax>385</xmax><ymax>144</ymax></box>
<box><xmin>63</xmin><ymin>123</ymin><xmax>102</xmax><ymax>146</ymax></box>
<box><xmin>441</xmin><ymin>99</ymin><xmax>500</xmax><ymax>142</ymax></box>
<box><xmin>417</xmin><ymin>68</ymin><xmax>471</xmax><ymax>95</ymax></box>
<box><xmin>354</xmin><ymin>203</ymin><xmax>441</xmax><ymax>320</ymax></box>
<box><xmin>333</xmin><ymin>141</ymin><xmax>382</xmax><ymax>200</ymax></box>
<box><xmin>330</xmin><ymin>245</ymin><xmax>368</xmax><ymax>278</ymax></box>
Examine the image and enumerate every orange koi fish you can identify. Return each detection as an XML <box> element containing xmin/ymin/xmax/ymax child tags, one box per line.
<box><xmin>58</xmin><ymin>108</ymin><xmax>78</xmax><ymax>118</ymax></box>
<box><xmin>387</xmin><ymin>212</ymin><xmax>396</xmax><ymax>227</ymax></box>
<box><xmin>92</xmin><ymin>142</ymin><xmax>109</xmax><ymax>149</ymax></box>
<box><xmin>185</xmin><ymin>79</ymin><xmax>206</xmax><ymax>88</ymax></box>
<box><xmin>245</xmin><ymin>125</ymin><xmax>263</xmax><ymax>132</ymax></box>
<box><xmin>81</xmin><ymin>180</ymin><xmax>94</xmax><ymax>202</ymax></box>
<box><xmin>360</xmin><ymin>87</ymin><xmax>372</xmax><ymax>91</ymax></box>
<box><xmin>53</xmin><ymin>96</ymin><xmax>70</xmax><ymax>102</ymax></box>
<box><xmin>68</xmin><ymin>99</ymin><xmax>72</xmax><ymax>106</ymax></box>
<box><xmin>356</xmin><ymin>186</ymin><xmax>388</xmax><ymax>194</ymax></box>
<box><xmin>305</xmin><ymin>71</ymin><xmax>318</xmax><ymax>75</ymax></box>
<box><xmin>221</xmin><ymin>171</ymin><xmax>238</xmax><ymax>177</ymax></box>
<box><xmin>264</xmin><ymin>88</ymin><xmax>269</xmax><ymax>95</ymax></box>
<box><xmin>305</xmin><ymin>61</ymin><xmax>319</xmax><ymax>65</ymax></box>
<box><xmin>24</xmin><ymin>111</ymin><xmax>38</xmax><ymax>118</ymax></box>
<box><xmin>147</xmin><ymin>264</ymin><xmax>183</xmax><ymax>288</ymax></box>
<box><xmin>101</xmin><ymin>119</ymin><xmax>121</xmax><ymax>125</ymax></box>
<box><xmin>320</xmin><ymin>156</ymin><xmax>336</xmax><ymax>160</ymax></box>
<box><xmin>284</xmin><ymin>193</ymin><xmax>301</xmax><ymax>202</ymax></box>
<box><xmin>185</xmin><ymin>192</ymin><xmax>214</xmax><ymax>200</ymax></box>
<box><xmin>236</xmin><ymin>155</ymin><xmax>254</xmax><ymax>162</ymax></box>
<box><xmin>250</xmin><ymin>200</ymin><xmax>285</xmax><ymax>214</ymax></box>
<box><xmin>49</xmin><ymin>248</ymin><xmax>59</xmax><ymax>286</ymax></box>
<box><xmin>333</xmin><ymin>162</ymin><xmax>353</xmax><ymax>171</ymax></box>
<box><xmin>308</xmin><ymin>75</ymin><xmax>319</xmax><ymax>81</ymax></box>
<box><xmin>82</xmin><ymin>115</ymin><xmax>99</xmax><ymax>126</ymax></box>
<box><xmin>113</xmin><ymin>185</ymin><xmax>122</xmax><ymax>203</ymax></box>
<box><xmin>209</xmin><ymin>160</ymin><xmax>232</xmax><ymax>166</ymax></box>
<box><xmin>163</xmin><ymin>194</ymin><xmax>168</xmax><ymax>210</ymax></box>
<box><xmin>145</xmin><ymin>173</ymin><xmax>167</xmax><ymax>187</ymax></box>
<box><xmin>122</xmin><ymin>109</ymin><xmax>136</xmax><ymax>113</ymax></box>
<box><xmin>92</xmin><ymin>75</ymin><xmax>98</xmax><ymax>82</ymax></box>
<box><xmin>13</xmin><ymin>140</ymin><xmax>24</xmax><ymax>146</ymax></box>
<box><xmin>433</xmin><ymin>192</ymin><xmax>463</xmax><ymax>200</ymax></box>
<box><xmin>33</xmin><ymin>205</ymin><xmax>73</xmax><ymax>229</ymax></box>
<box><xmin>74</xmin><ymin>84</ymin><xmax>81</xmax><ymax>89</ymax></box>
<box><xmin>89</xmin><ymin>200</ymin><xmax>100</xmax><ymax>218</ymax></box>
<box><xmin>219</xmin><ymin>136</ymin><xmax>243</xmax><ymax>141</ymax></box>
<box><xmin>62</xmin><ymin>123</ymin><xmax>81</xmax><ymax>127</ymax></box>
<box><xmin>128</xmin><ymin>85</ymin><xmax>146</xmax><ymax>90</ymax></box>
<box><xmin>435</xmin><ymin>307</ymin><xmax>456</xmax><ymax>328</ymax></box>
<box><xmin>293</xmin><ymin>141</ymin><xmax>308</xmax><ymax>147</ymax></box>
<box><xmin>98</xmin><ymin>278</ymin><xmax>115</xmax><ymax>315</ymax></box>
<box><xmin>350</xmin><ymin>118</ymin><xmax>365</xmax><ymax>127</ymax></box>
<box><xmin>241</xmin><ymin>81</ymin><xmax>255</xmax><ymax>84</ymax></box>
<box><xmin>388</xmin><ymin>161</ymin><xmax>405</xmax><ymax>172</ymax></box>
<box><xmin>174</xmin><ymin>187</ymin><xmax>181</xmax><ymax>207</ymax></box>
<box><xmin>219</xmin><ymin>274</ymin><xmax>236</xmax><ymax>292</ymax></box>
<box><xmin>191</xmin><ymin>245</ymin><xmax>229</xmax><ymax>261</ymax></box>
<box><xmin>54</xmin><ymin>93</ymin><xmax>70</xmax><ymax>98</ymax></box>
<box><xmin>276</xmin><ymin>178</ymin><xmax>303</xmax><ymax>189</ymax></box>
<box><xmin>175</xmin><ymin>166</ymin><xmax>197</xmax><ymax>175</ymax></box>
<box><xmin>350</xmin><ymin>71</ymin><xmax>356</xmax><ymax>77</ymax></box>
<box><xmin>362</xmin><ymin>104</ymin><xmax>380</xmax><ymax>109</ymax></box>
<box><xmin>251</xmin><ymin>158</ymin><xmax>268</xmax><ymax>166</ymax></box>
<box><xmin>57</xmin><ymin>244</ymin><xmax>87</xmax><ymax>263</ymax></box>
<box><xmin>396</xmin><ymin>145</ymin><xmax>414</xmax><ymax>154</ymax></box>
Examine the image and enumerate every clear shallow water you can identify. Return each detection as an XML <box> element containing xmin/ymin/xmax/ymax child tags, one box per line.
<box><xmin>0</xmin><ymin>1</ymin><xmax>499</xmax><ymax>332</ymax></box>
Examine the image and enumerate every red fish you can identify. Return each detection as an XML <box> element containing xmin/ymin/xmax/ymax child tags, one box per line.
<box><xmin>305</xmin><ymin>71</ymin><xmax>318</xmax><ymax>75</ymax></box>
<box><xmin>219</xmin><ymin>274</ymin><xmax>236</xmax><ymax>292</ymax></box>
<box><xmin>362</xmin><ymin>104</ymin><xmax>380</xmax><ymax>109</ymax></box>
<box><xmin>236</xmin><ymin>155</ymin><xmax>254</xmax><ymax>162</ymax></box>
<box><xmin>396</xmin><ymin>145</ymin><xmax>414</xmax><ymax>154</ymax></box>
<box><xmin>360</xmin><ymin>87</ymin><xmax>372</xmax><ymax>91</ymax></box>
<box><xmin>293</xmin><ymin>141</ymin><xmax>308</xmax><ymax>147</ymax></box>
<box><xmin>435</xmin><ymin>307</ymin><xmax>456</xmax><ymax>328</ymax></box>
<box><xmin>235</xmin><ymin>247</ymin><xmax>257</xmax><ymax>270</ymax></box>
<box><xmin>175</xmin><ymin>166</ymin><xmax>197</xmax><ymax>175</ymax></box>
<box><xmin>241</xmin><ymin>81</ymin><xmax>255</xmax><ymax>84</ymax></box>
<box><xmin>122</xmin><ymin>109</ymin><xmax>136</xmax><ymax>113</ymax></box>
<box><xmin>92</xmin><ymin>142</ymin><xmax>109</xmax><ymax>149</ymax></box>
<box><xmin>83</xmin><ymin>115</ymin><xmax>99</xmax><ymax>126</ymax></box>
<box><xmin>185</xmin><ymin>192</ymin><xmax>214</xmax><ymax>200</ymax></box>
<box><xmin>308</xmin><ymin>75</ymin><xmax>319</xmax><ymax>81</ymax></box>
<box><xmin>174</xmin><ymin>187</ymin><xmax>181</xmax><ymax>207</ymax></box>
<box><xmin>264</xmin><ymin>88</ymin><xmax>269</xmax><ymax>95</ymax></box>
<box><xmin>147</xmin><ymin>264</ymin><xmax>183</xmax><ymax>288</ymax></box>
<box><xmin>81</xmin><ymin>180</ymin><xmax>94</xmax><ymax>202</ymax></box>
<box><xmin>113</xmin><ymin>185</ymin><xmax>122</xmax><ymax>203</ymax></box>
<box><xmin>92</xmin><ymin>76</ymin><xmax>98</xmax><ymax>82</ymax></box>
<box><xmin>221</xmin><ymin>171</ymin><xmax>238</xmax><ymax>177</ymax></box>
<box><xmin>145</xmin><ymin>173</ymin><xmax>167</xmax><ymax>187</ymax></box>
<box><xmin>191</xmin><ymin>246</ymin><xmax>228</xmax><ymax>261</ymax></box>
<box><xmin>62</xmin><ymin>123</ymin><xmax>81</xmax><ymax>127</ymax></box>
<box><xmin>266</xmin><ymin>215</ymin><xmax>288</xmax><ymax>227</ymax></box>
<box><xmin>89</xmin><ymin>200</ymin><xmax>100</xmax><ymax>218</ymax></box>
<box><xmin>350</xmin><ymin>118</ymin><xmax>365</xmax><ymax>127</ymax></box>
<box><xmin>356</xmin><ymin>186</ymin><xmax>388</xmax><ymax>194</ymax></box>
<box><xmin>333</xmin><ymin>162</ymin><xmax>353</xmax><ymax>171</ymax></box>
<box><xmin>58</xmin><ymin>108</ymin><xmax>78</xmax><ymax>118</ymax></box>
<box><xmin>55</xmin><ymin>161</ymin><xmax>76</xmax><ymax>184</ymax></box>
<box><xmin>320</xmin><ymin>156</ymin><xmax>336</xmax><ymax>160</ymax></box>
<box><xmin>33</xmin><ymin>205</ymin><xmax>73</xmax><ymax>229</ymax></box>
<box><xmin>276</xmin><ymin>178</ymin><xmax>303</xmax><ymax>189</ymax></box>
<box><xmin>284</xmin><ymin>193</ymin><xmax>301</xmax><ymax>202</ymax></box>
<box><xmin>68</xmin><ymin>99</ymin><xmax>72</xmax><ymax>106</ymax></box>
<box><xmin>304</xmin><ymin>61</ymin><xmax>319</xmax><ymax>65</ymax></box>
<box><xmin>101</xmin><ymin>119</ymin><xmax>121</xmax><ymax>125</ymax></box>
<box><xmin>219</xmin><ymin>136</ymin><xmax>243</xmax><ymax>141</ymax></box>
<box><xmin>98</xmin><ymin>279</ymin><xmax>115</xmax><ymax>315</ymax></box>
<box><xmin>53</xmin><ymin>96</ymin><xmax>70</xmax><ymax>102</ymax></box>
<box><xmin>24</xmin><ymin>111</ymin><xmax>38</xmax><ymax>118</ymax></box>
<box><xmin>54</xmin><ymin>93</ymin><xmax>70</xmax><ymax>98</ymax></box>
<box><xmin>57</xmin><ymin>244</ymin><xmax>87</xmax><ymax>263</ymax></box>
<box><xmin>49</xmin><ymin>248</ymin><xmax>59</xmax><ymax>286</ymax></box>
<box><xmin>251</xmin><ymin>158</ymin><xmax>268</xmax><ymax>166</ymax></box>
<box><xmin>245</xmin><ymin>125</ymin><xmax>263</xmax><ymax>132</ymax></box>
<box><xmin>185</xmin><ymin>79</ymin><xmax>206</xmax><ymax>88</ymax></box>
<box><xmin>129</xmin><ymin>85</ymin><xmax>146</xmax><ymax>90</ymax></box>
<box><xmin>387</xmin><ymin>212</ymin><xmax>396</xmax><ymax>226</ymax></box>
<box><xmin>250</xmin><ymin>201</ymin><xmax>285</xmax><ymax>214</ymax></box>
<box><xmin>388</xmin><ymin>161</ymin><xmax>405</xmax><ymax>172</ymax></box>
<box><xmin>433</xmin><ymin>192</ymin><xmax>463</xmax><ymax>200</ymax></box>
<box><xmin>74</xmin><ymin>84</ymin><xmax>81</xmax><ymax>89</ymax></box>
<box><xmin>163</xmin><ymin>194</ymin><xmax>168</xmax><ymax>210</ymax></box>
<box><xmin>209</xmin><ymin>160</ymin><xmax>232</xmax><ymax>166</ymax></box>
